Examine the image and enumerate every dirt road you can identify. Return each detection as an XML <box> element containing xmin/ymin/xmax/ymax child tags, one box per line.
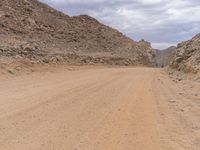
<box><xmin>0</xmin><ymin>67</ymin><xmax>199</xmax><ymax>150</ymax></box>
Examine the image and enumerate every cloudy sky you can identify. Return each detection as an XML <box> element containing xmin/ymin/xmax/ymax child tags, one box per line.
<box><xmin>39</xmin><ymin>0</ymin><xmax>200</xmax><ymax>49</ymax></box>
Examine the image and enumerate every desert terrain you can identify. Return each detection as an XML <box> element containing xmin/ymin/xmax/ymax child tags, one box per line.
<box><xmin>0</xmin><ymin>66</ymin><xmax>199</xmax><ymax>150</ymax></box>
<box><xmin>1</xmin><ymin>0</ymin><xmax>200</xmax><ymax>149</ymax></box>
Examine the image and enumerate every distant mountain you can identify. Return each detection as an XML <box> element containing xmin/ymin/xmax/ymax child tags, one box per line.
<box><xmin>170</xmin><ymin>34</ymin><xmax>200</xmax><ymax>73</ymax></box>
<box><xmin>0</xmin><ymin>0</ymin><xmax>156</xmax><ymax>66</ymax></box>
<box><xmin>155</xmin><ymin>46</ymin><xmax>176</xmax><ymax>67</ymax></box>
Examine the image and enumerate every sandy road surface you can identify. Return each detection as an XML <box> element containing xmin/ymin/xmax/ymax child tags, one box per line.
<box><xmin>0</xmin><ymin>67</ymin><xmax>199</xmax><ymax>150</ymax></box>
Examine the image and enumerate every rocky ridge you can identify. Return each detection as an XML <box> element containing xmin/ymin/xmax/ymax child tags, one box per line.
<box><xmin>0</xmin><ymin>0</ymin><xmax>156</xmax><ymax>67</ymax></box>
<box><xmin>156</xmin><ymin>46</ymin><xmax>176</xmax><ymax>67</ymax></box>
<box><xmin>170</xmin><ymin>34</ymin><xmax>200</xmax><ymax>74</ymax></box>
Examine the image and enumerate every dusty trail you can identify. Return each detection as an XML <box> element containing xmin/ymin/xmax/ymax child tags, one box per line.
<box><xmin>0</xmin><ymin>67</ymin><xmax>199</xmax><ymax>150</ymax></box>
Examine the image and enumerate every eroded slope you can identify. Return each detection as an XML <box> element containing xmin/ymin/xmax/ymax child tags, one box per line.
<box><xmin>0</xmin><ymin>0</ymin><xmax>156</xmax><ymax>66</ymax></box>
<box><xmin>170</xmin><ymin>34</ymin><xmax>200</xmax><ymax>73</ymax></box>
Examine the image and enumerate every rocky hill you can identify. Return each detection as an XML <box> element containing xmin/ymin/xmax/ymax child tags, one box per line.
<box><xmin>0</xmin><ymin>0</ymin><xmax>156</xmax><ymax>66</ymax></box>
<box><xmin>170</xmin><ymin>34</ymin><xmax>200</xmax><ymax>73</ymax></box>
<box><xmin>155</xmin><ymin>46</ymin><xmax>176</xmax><ymax>67</ymax></box>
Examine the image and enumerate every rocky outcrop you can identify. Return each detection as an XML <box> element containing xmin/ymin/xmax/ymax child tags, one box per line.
<box><xmin>0</xmin><ymin>0</ymin><xmax>156</xmax><ymax>66</ymax></box>
<box><xmin>156</xmin><ymin>46</ymin><xmax>176</xmax><ymax>67</ymax></box>
<box><xmin>170</xmin><ymin>34</ymin><xmax>200</xmax><ymax>73</ymax></box>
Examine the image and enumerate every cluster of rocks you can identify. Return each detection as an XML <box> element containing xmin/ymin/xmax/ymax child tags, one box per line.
<box><xmin>0</xmin><ymin>43</ymin><xmax>41</xmax><ymax>59</ymax></box>
<box><xmin>41</xmin><ymin>53</ymin><xmax>137</xmax><ymax>66</ymax></box>
<box><xmin>0</xmin><ymin>40</ymin><xmax>136</xmax><ymax>66</ymax></box>
<box><xmin>170</xmin><ymin>34</ymin><xmax>200</xmax><ymax>74</ymax></box>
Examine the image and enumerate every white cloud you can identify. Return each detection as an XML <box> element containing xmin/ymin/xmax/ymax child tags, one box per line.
<box><xmin>152</xmin><ymin>42</ymin><xmax>177</xmax><ymax>49</ymax></box>
<box><xmin>39</xmin><ymin>0</ymin><xmax>200</xmax><ymax>49</ymax></box>
<box><xmin>139</xmin><ymin>0</ymin><xmax>164</xmax><ymax>4</ymax></box>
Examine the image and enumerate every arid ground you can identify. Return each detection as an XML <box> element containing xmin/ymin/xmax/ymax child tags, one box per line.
<box><xmin>0</xmin><ymin>67</ymin><xmax>199</xmax><ymax>150</ymax></box>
